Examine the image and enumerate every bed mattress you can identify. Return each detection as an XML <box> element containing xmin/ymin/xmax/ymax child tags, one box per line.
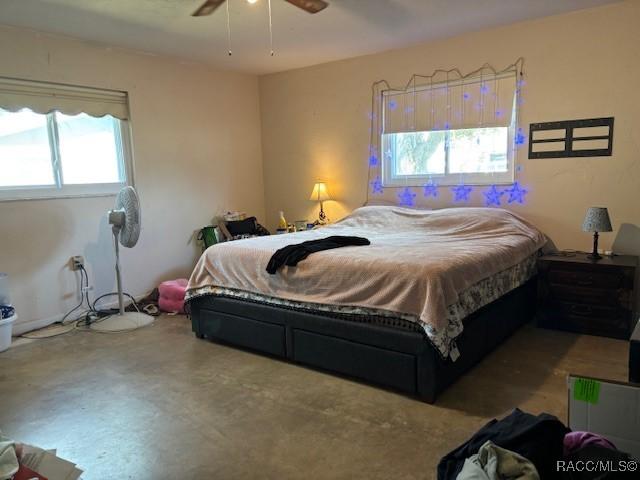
<box><xmin>187</xmin><ymin>206</ymin><xmax>546</xmax><ymax>358</ymax></box>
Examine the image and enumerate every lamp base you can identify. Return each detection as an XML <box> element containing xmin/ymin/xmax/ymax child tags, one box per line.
<box><xmin>316</xmin><ymin>201</ymin><xmax>328</xmax><ymax>225</ymax></box>
<box><xmin>588</xmin><ymin>231</ymin><xmax>601</xmax><ymax>261</ymax></box>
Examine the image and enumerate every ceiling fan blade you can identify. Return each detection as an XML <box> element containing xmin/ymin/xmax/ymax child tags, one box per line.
<box><xmin>192</xmin><ymin>0</ymin><xmax>226</xmax><ymax>17</ymax></box>
<box><xmin>283</xmin><ymin>0</ymin><xmax>329</xmax><ymax>14</ymax></box>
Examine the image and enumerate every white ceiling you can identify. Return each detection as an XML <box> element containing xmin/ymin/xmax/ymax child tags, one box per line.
<box><xmin>0</xmin><ymin>0</ymin><xmax>619</xmax><ymax>74</ymax></box>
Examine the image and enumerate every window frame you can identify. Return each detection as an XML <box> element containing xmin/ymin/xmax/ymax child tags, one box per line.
<box><xmin>381</xmin><ymin>123</ymin><xmax>516</xmax><ymax>187</ymax></box>
<box><xmin>0</xmin><ymin>110</ymin><xmax>134</xmax><ymax>202</ymax></box>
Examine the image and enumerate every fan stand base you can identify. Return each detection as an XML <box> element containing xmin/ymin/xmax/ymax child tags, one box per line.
<box><xmin>90</xmin><ymin>311</ymin><xmax>154</xmax><ymax>332</ymax></box>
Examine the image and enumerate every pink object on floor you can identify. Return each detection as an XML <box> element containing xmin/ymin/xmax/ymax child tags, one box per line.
<box><xmin>563</xmin><ymin>431</ymin><xmax>617</xmax><ymax>456</ymax></box>
<box><xmin>158</xmin><ymin>278</ymin><xmax>188</xmax><ymax>313</ymax></box>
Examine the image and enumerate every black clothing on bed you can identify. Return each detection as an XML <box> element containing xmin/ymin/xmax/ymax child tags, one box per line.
<box><xmin>437</xmin><ymin>408</ymin><xmax>569</xmax><ymax>480</ymax></box>
<box><xmin>266</xmin><ymin>236</ymin><xmax>370</xmax><ymax>274</ymax></box>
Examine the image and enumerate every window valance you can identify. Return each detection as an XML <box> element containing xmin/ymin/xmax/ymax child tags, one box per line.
<box><xmin>382</xmin><ymin>70</ymin><xmax>517</xmax><ymax>134</ymax></box>
<box><xmin>0</xmin><ymin>77</ymin><xmax>129</xmax><ymax>120</ymax></box>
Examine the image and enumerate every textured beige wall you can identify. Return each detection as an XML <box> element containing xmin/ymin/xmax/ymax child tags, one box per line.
<box><xmin>259</xmin><ymin>1</ymin><xmax>640</xmax><ymax>257</ymax></box>
<box><xmin>0</xmin><ymin>25</ymin><xmax>265</xmax><ymax>332</ymax></box>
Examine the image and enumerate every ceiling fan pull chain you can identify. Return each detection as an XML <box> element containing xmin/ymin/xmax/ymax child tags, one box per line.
<box><xmin>268</xmin><ymin>0</ymin><xmax>274</xmax><ymax>56</ymax></box>
<box><xmin>226</xmin><ymin>0</ymin><xmax>232</xmax><ymax>56</ymax></box>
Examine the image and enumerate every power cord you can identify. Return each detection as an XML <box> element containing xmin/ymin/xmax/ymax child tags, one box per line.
<box><xmin>20</xmin><ymin>266</ymin><xmax>92</xmax><ymax>339</ymax></box>
<box><xmin>21</xmin><ymin>265</ymin><xmax>144</xmax><ymax>339</ymax></box>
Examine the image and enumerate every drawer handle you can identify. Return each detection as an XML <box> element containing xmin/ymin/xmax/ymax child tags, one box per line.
<box><xmin>570</xmin><ymin>304</ymin><xmax>593</xmax><ymax>315</ymax></box>
<box><xmin>576</xmin><ymin>277</ymin><xmax>594</xmax><ymax>286</ymax></box>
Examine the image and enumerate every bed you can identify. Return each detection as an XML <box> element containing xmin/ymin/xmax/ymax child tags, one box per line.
<box><xmin>186</xmin><ymin>206</ymin><xmax>546</xmax><ymax>403</ymax></box>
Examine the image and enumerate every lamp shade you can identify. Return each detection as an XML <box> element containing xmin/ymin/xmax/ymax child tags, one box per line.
<box><xmin>582</xmin><ymin>207</ymin><xmax>613</xmax><ymax>233</ymax></box>
<box><xmin>309</xmin><ymin>182</ymin><xmax>330</xmax><ymax>202</ymax></box>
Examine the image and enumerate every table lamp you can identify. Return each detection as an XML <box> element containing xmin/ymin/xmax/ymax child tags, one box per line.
<box><xmin>582</xmin><ymin>207</ymin><xmax>612</xmax><ymax>260</ymax></box>
<box><xmin>309</xmin><ymin>182</ymin><xmax>330</xmax><ymax>224</ymax></box>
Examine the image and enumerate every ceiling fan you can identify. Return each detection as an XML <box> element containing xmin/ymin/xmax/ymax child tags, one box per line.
<box><xmin>192</xmin><ymin>0</ymin><xmax>329</xmax><ymax>16</ymax></box>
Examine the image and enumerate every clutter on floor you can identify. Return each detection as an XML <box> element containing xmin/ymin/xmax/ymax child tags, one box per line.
<box><xmin>158</xmin><ymin>279</ymin><xmax>188</xmax><ymax>313</ymax></box>
<box><xmin>0</xmin><ymin>430</ymin><xmax>82</xmax><ymax>480</ymax></box>
<box><xmin>17</xmin><ymin>280</ymin><xmax>187</xmax><ymax>341</ymax></box>
<box><xmin>438</xmin><ymin>404</ymin><xmax>638</xmax><ymax>480</ymax></box>
<box><xmin>568</xmin><ymin>374</ymin><xmax>640</xmax><ymax>460</ymax></box>
<box><xmin>438</xmin><ymin>408</ymin><xmax>569</xmax><ymax>479</ymax></box>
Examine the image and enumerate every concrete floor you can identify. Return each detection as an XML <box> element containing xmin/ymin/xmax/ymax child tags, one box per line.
<box><xmin>0</xmin><ymin>316</ymin><xmax>629</xmax><ymax>480</ymax></box>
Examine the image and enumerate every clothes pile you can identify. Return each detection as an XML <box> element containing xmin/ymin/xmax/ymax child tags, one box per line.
<box><xmin>1</xmin><ymin>430</ymin><xmax>83</xmax><ymax>480</ymax></box>
<box><xmin>438</xmin><ymin>409</ymin><xmax>635</xmax><ymax>480</ymax></box>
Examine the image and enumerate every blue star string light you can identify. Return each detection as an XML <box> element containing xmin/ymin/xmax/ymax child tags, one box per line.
<box><xmin>423</xmin><ymin>180</ymin><xmax>439</xmax><ymax>198</ymax></box>
<box><xmin>388</xmin><ymin>99</ymin><xmax>398</xmax><ymax>110</ymax></box>
<box><xmin>515</xmin><ymin>127</ymin><xmax>526</xmax><ymax>147</ymax></box>
<box><xmin>463</xmin><ymin>92</ymin><xmax>471</xmax><ymax>101</ymax></box>
<box><xmin>505</xmin><ymin>182</ymin><xmax>528</xmax><ymax>204</ymax></box>
<box><xmin>368</xmin><ymin>154</ymin><xmax>378</xmax><ymax>166</ymax></box>
<box><xmin>370</xmin><ymin>176</ymin><xmax>384</xmax><ymax>195</ymax></box>
<box><xmin>397</xmin><ymin>187</ymin><xmax>416</xmax><ymax>207</ymax></box>
<box><xmin>480</xmin><ymin>83</ymin><xmax>490</xmax><ymax>94</ymax></box>
<box><xmin>483</xmin><ymin>185</ymin><xmax>504</xmax><ymax>207</ymax></box>
<box><xmin>451</xmin><ymin>184</ymin><xmax>473</xmax><ymax>203</ymax></box>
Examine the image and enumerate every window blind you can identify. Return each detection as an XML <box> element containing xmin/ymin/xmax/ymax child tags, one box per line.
<box><xmin>382</xmin><ymin>70</ymin><xmax>517</xmax><ymax>134</ymax></box>
<box><xmin>0</xmin><ymin>77</ymin><xmax>129</xmax><ymax>120</ymax></box>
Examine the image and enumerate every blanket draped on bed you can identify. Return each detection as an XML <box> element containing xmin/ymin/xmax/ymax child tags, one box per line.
<box><xmin>187</xmin><ymin>206</ymin><xmax>546</xmax><ymax>358</ymax></box>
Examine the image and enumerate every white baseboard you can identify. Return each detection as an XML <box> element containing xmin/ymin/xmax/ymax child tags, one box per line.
<box><xmin>12</xmin><ymin>314</ymin><xmax>63</xmax><ymax>336</ymax></box>
<box><xmin>11</xmin><ymin>292</ymin><xmax>150</xmax><ymax>336</ymax></box>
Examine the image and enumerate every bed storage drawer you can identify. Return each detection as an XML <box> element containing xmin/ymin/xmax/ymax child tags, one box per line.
<box><xmin>200</xmin><ymin>309</ymin><xmax>286</xmax><ymax>357</ymax></box>
<box><xmin>291</xmin><ymin>329</ymin><xmax>417</xmax><ymax>393</ymax></box>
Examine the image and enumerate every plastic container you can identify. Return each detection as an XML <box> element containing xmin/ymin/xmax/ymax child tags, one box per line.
<box><xmin>0</xmin><ymin>313</ymin><xmax>16</xmax><ymax>352</ymax></box>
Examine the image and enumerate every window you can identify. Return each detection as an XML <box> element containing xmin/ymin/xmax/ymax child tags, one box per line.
<box><xmin>0</xmin><ymin>77</ymin><xmax>131</xmax><ymax>200</ymax></box>
<box><xmin>382</xmin><ymin>124</ymin><xmax>513</xmax><ymax>186</ymax></box>
<box><xmin>381</xmin><ymin>71</ymin><xmax>517</xmax><ymax>187</ymax></box>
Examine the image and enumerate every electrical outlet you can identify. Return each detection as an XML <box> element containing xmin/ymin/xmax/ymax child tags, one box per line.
<box><xmin>71</xmin><ymin>255</ymin><xmax>84</xmax><ymax>271</ymax></box>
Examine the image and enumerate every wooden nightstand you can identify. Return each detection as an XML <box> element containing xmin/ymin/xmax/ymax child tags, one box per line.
<box><xmin>537</xmin><ymin>252</ymin><xmax>638</xmax><ymax>339</ymax></box>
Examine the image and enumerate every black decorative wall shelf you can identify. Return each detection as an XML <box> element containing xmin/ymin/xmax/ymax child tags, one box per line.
<box><xmin>528</xmin><ymin>117</ymin><xmax>614</xmax><ymax>159</ymax></box>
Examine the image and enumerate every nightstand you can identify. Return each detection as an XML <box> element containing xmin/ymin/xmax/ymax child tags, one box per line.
<box><xmin>537</xmin><ymin>253</ymin><xmax>638</xmax><ymax>339</ymax></box>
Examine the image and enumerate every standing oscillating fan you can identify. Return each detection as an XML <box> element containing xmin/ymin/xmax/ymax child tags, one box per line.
<box><xmin>94</xmin><ymin>186</ymin><xmax>153</xmax><ymax>332</ymax></box>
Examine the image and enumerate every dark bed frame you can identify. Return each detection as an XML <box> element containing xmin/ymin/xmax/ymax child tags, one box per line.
<box><xmin>188</xmin><ymin>279</ymin><xmax>536</xmax><ymax>403</ymax></box>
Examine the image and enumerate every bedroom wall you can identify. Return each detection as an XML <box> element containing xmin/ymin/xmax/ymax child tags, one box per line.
<box><xmin>0</xmin><ymin>25</ymin><xmax>265</xmax><ymax>334</ymax></box>
<box><xmin>259</xmin><ymin>1</ymin><xmax>640</xmax><ymax>258</ymax></box>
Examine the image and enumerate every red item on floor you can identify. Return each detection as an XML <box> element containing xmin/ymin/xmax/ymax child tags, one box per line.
<box><xmin>14</xmin><ymin>464</ymin><xmax>48</xmax><ymax>480</ymax></box>
<box><xmin>158</xmin><ymin>278</ymin><xmax>188</xmax><ymax>313</ymax></box>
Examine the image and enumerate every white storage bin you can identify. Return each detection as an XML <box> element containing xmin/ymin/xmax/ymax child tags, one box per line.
<box><xmin>0</xmin><ymin>313</ymin><xmax>16</xmax><ymax>352</ymax></box>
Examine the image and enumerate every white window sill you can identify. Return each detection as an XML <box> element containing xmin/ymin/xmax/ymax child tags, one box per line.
<box><xmin>383</xmin><ymin>172</ymin><xmax>515</xmax><ymax>188</ymax></box>
<box><xmin>0</xmin><ymin>183</ymin><xmax>127</xmax><ymax>202</ymax></box>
